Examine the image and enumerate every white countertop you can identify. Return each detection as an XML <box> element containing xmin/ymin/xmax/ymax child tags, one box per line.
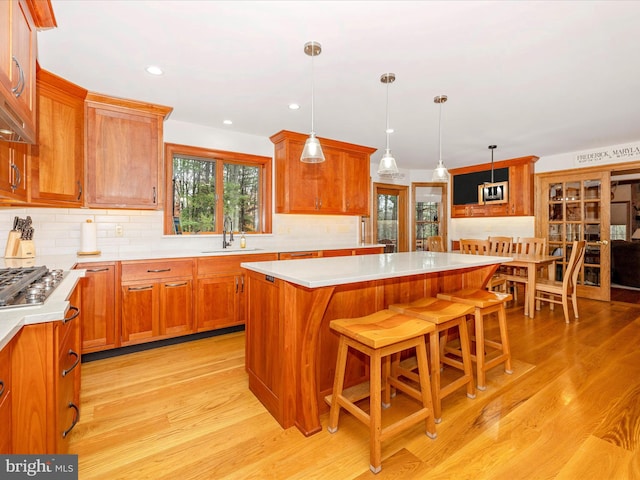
<box><xmin>241</xmin><ymin>251</ymin><xmax>512</xmax><ymax>288</ymax></box>
<box><xmin>0</xmin><ymin>269</ymin><xmax>84</xmax><ymax>351</ymax></box>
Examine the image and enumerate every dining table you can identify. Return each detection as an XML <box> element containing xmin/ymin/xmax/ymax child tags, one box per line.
<box><xmin>503</xmin><ymin>252</ymin><xmax>559</xmax><ymax>319</ymax></box>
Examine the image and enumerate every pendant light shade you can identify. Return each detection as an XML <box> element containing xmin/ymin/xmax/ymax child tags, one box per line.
<box><xmin>377</xmin><ymin>73</ymin><xmax>399</xmax><ymax>176</ymax></box>
<box><xmin>300</xmin><ymin>41</ymin><xmax>325</xmax><ymax>163</ymax></box>
<box><xmin>432</xmin><ymin>94</ymin><xmax>449</xmax><ymax>182</ymax></box>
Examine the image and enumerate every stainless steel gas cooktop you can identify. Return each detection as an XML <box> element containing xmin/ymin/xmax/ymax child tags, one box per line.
<box><xmin>0</xmin><ymin>266</ymin><xmax>65</xmax><ymax>309</ymax></box>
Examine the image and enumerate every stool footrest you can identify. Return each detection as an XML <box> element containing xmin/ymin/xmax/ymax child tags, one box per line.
<box><xmin>324</xmin><ymin>381</ymin><xmax>372</xmax><ymax>407</ymax></box>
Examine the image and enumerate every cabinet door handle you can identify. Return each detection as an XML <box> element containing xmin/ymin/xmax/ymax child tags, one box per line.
<box><xmin>0</xmin><ymin>380</ymin><xmax>4</xmax><ymax>399</ymax></box>
<box><xmin>64</xmin><ymin>305</ymin><xmax>80</xmax><ymax>324</ymax></box>
<box><xmin>87</xmin><ymin>268</ymin><xmax>110</xmax><ymax>273</ymax></box>
<box><xmin>10</xmin><ymin>163</ymin><xmax>20</xmax><ymax>191</ymax></box>
<box><xmin>241</xmin><ymin>276</ymin><xmax>245</xmax><ymax>293</ymax></box>
<box><xmin>62</xmin><ymin>402</ymin><xmax>80</xmax><ymax>438</ymax></box>
<box><xmin>77</xmin><ymin>180</ymin><xmax>83</xmax><ymax>201</ymax></box>
<box><xmin>128</xmin><ymin>285</ymin><xmax>153</xmax><ymax>291</ymax></box>
<box><xmin>153</xmin><ymin>186</ymin><xmax>157</xmax><ymax>204</ymax></box>
<box><xmin>147</xmin><ymin>268</ymin><xmax>171</xmax><ymax>273</ymax></box>
<box><xmin>235</xmin><ymin>276</ymin><xmax>239</xmax><ymax>293</ymax></box>
<box><xmin>62</xmin><ymin>350</ymin><xmax>80</xmax><ymax>377</ymax></box>
<box><xmin>165</xmin><ymin>282</ymin><xmax>187</xmax><ymax>288</ymax></box>
<box><xmin>11</xmin><ymin>56</ymin><xmax>25</xmax><ymax>98</ymax></box>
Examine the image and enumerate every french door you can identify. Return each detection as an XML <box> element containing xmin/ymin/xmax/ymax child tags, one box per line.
<box><xmin>537</xmin><ymin>170</ymin><xmax>610</xmax><ymax>301</ymax></box>
<box><xmin>373</xmin><ymin>183</ymin><xmax>408</xmax><ymax>252</ymax></box>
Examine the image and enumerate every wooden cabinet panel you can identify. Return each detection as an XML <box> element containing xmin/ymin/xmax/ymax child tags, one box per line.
<box><xmin>121</xmin><ymin>259</ymin><xmax>193</xmax><ymax>282</ymax></box>
<box><xmin>271</xmin><ymin>130</ymin><xmax>375</xmax><ymax>216</ymax></box>
<box><xmin>450</xmin><ymin>156</ymin><xmax>537</xmax><ymax>218</ymax></box>
<box><xmin>121</xmin><ymin>282</ymin><xmax>158</xmax><ymax>345</ymax></box>
<box><xmin>85</xmin><ymin>93</ymin><xmax>172</xmax><ymax>209</ymax></box>
<box><xmin>0</xmin><ymin>140</ymin><xmax>28</xmax><ymax>201</ymax></box>
<box><xmin>31</xmin><ymin>69</ymin><xmax>87</xmax><ymax>205</ymax></box>
<box><xmin>0</xmin><ymin>1</ymin><xmax>37</xmax><ymax>142</ymax></box>
<box><xmin>0</xmin><ymin>341</ymin><xmax>12</xmax><ymax>453</ymax></box>
<box><xmin>11</xmin><ymin>289</ymin><xmax>82</xmax><ymax>454</ymax></box>
<box><xmin>161</xmin><ymin>279</ymin><xmax>193</xmax><ymax>335</ymax></box>
<box><xmin>196</xmin><ymin>274</ymin><xmax>238</xmax><ymax>331</ymax></box>
<box><xmin>75</xmin><ymin>262</ymin><xmax>117</xmax><ymax>353</ymax></box>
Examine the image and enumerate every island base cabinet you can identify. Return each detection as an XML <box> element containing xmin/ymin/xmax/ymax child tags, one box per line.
<box><xmin>0</xmin><ymin>341</ymin><xmax>12</xmax><ymax>453</ymax></box>
<box><xmin>11</xmin><ymin>292</ymin><xmax>81</xmax><ymax>454</ymax></box>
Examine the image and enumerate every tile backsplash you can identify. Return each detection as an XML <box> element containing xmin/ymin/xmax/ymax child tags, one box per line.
<box><xmin>0</xmin><ymin>207</ymin><xmax>361</xmax><ymax>256</ymax></box>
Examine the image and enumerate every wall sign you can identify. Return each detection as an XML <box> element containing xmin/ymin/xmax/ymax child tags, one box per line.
<box><xmin>574</xmin><ymin>142</ymin><xmax>640</xmax><ymax>166</ymax></box>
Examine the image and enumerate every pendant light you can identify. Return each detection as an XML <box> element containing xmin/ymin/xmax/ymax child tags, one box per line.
<box><xmin>300</xmin><ymin>41</ymin><xmax>325</xmax><ymax>163</ymax></box>
<box><xmin>377</xmin><ymin>73</ymin><xmax>399</xmax><ymax>176</ymax></box>
<box><xmin>481</xmin><ymin>144</ymin><xmax>507</xmax><ymax>202</ymax></box>
<box><xmin>432</xmin><ymin>94</ymin><xmax>449</xmax><ymax>182</ymax></box>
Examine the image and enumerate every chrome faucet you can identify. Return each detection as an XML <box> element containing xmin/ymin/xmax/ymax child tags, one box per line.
<box><xmin>222</xmin><ymin>216</ymin><xmax>234</xmax><ymax>248</ymax></box>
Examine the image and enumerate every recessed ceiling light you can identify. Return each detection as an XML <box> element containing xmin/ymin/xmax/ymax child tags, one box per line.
<box><xmin>288</xmin><ymin>103</ymin><xmax>300</xmax><ymax>110</ymax></box>
<box><xmin>386</xmin><ymin>128</ymin><xmax>394</xmax><ymax>134</ymax></box>
<box><xmin>223</xmin><ymin>119</ymin><xmax>233</xmax><ymax>125</ymax></box>
<box><xmin>145</xmin><ymin>65</ymin><xmax>163</xmax><ymax>76</ymax></box>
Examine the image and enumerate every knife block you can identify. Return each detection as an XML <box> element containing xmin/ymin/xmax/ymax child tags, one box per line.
<box><xmin>5</xmin><ymin>238</ymin><xmax>35</xmax><ymax>259</ymax></box>
<box><xmin>4</xmin><ymin>230</ymin><xmax>20</xmax><ymax>258</ymax></box>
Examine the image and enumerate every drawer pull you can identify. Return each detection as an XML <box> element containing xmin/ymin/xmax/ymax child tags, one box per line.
<box><xmin>64</xmin><ymin>305</ymin><xmax>80</xmax><ymax>324</ymax></box>
<box><xmin>62</xmin><ymin>350</ymin><xmax>80</xmax><ymax>377</ymax></box>
<box><xmin>147</xmin><ymin>268</ymin><xmax>171</xmax><ymax>273</ymax></box>
<box><xmin>87</xmin><ymin>268</ymin><xmax>110</xmax><ymax>273</ymax></box>
<box><xmin>0</xmin><ymin>380</ymin><xmax>4</xmax><ymax>398</ymax></box>
<box><xmin>128</xmin><ymin>285</ymin><xmax>153</xmax><ymax>291</ymax></box>
<box><xmin>235</xmin><ymin>276</ymin><xmax>239</xmax><ymax>293</ymax></box>
<box><xmin>62</xmin><ymin>402</ymin><xmax>80</xmax><ymax>438</ymax></box>
<box><xmin>289</xmin><ymin>252</ymin><xmax>314</xmax><ymax>258</ymax></box>
<box><xmin>165</xmin><ymin>282</ymin><xmax>187</xmax><ymax>288</ymax></box>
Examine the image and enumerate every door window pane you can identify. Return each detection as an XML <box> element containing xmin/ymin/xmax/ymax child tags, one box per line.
<box><xmin>377</xmin><ymin>193</ymin><xmax>398</xmax><ymax>252</ymax></box>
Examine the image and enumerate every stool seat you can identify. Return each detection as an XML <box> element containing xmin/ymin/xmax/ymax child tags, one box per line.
<box><xmin>436</xmin><ymin>289</ymin><xmax>513</xmax><ymax>390</ymax></box>
<box><xmin>389</xmin><ymin>298</ymin><xmax>476</xmax><ymax>422</ymax></box>
<box><xmin>328</xmin><ymin>309</ymin><xmax>437</xmax><ymax>474</ymax></box>
<box><xmin>330</xmin><ymin>309</ymin><xmax>435</xmax><ymax>349</ymax></box>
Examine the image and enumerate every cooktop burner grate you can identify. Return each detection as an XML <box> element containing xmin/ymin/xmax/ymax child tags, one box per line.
<box><xmin>0</xmin><ymin>266</ymin><xmax>51</xmax><ymax>308</ymax></box>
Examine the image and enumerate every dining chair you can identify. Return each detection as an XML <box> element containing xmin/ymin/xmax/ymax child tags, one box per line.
<box><xmin>427</xmin><ymin>235</ymin><xmax>446</xmax><ymax>252</ymax></box>
<box><xmin>460</xmin><ymin>239</ymin><xmax>505</xmax><ymax>292</ymax></box>
<box><xmin>534</xmin><ymin>240</ymin><xmax>586</xmax><ymax>323</ymax></box>
<box><xmin>488</xmin><ymin>236</ymin><xmax>513</xmax><ymax>255</ymax></box>
<box><xmin>504</xmin><ymin>237</ymin><xmax>547</xmax><ymax>312</ymax></box>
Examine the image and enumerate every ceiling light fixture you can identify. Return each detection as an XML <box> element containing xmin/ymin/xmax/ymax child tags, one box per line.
<box><xmin>145</xmin><ymin>65</ymin><xmax>163</xmax><ymax>76</ymax></box>
<box><xmin>300</xmin><ymin>41</ymin><xmax>325</xmax><ymax>163</ymax></box>
<box><xmin>288</xmin><ymin>103</ymin><xmax>300</xmax><ymax>110</ymax></box>
<box><xmin>432</xmin><ymin>95</ymin><xmax>449</xmax><ymax>182</ymax></box>
<box><xmin>377</xmin><ymin>73</ymin><xmax>399</xmax><ymax>176</ymax></box>
<box><xmin>223</xmin><ymin>119</ymin><xmax>233</xmax><ymax>125</ymax></box>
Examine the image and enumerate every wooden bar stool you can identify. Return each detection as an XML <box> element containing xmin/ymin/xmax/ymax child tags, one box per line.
<box><xmin>388</xmin><ymin>297</ymin><xmax>476</xmax><ymax>423</ymax></box>
<box><xmin>436</xmin><ymin>289</ymin><xmax>513</xmax><ymax>390</ymax></box>
<box><xmin>327</xmin><ymin>309</ymin><xmax>437</xmax><ymax>474</ymax></box>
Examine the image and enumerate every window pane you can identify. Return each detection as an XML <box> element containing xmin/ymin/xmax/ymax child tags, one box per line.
<box><xmin>223</xmin><ymin>163</ymin><xmax>260</xmax><ymax>233</ymax></box>
<box><xmin>173</xmin><ymin>155</ymin><xmax>216</xmax><ymax>233</ymax></box>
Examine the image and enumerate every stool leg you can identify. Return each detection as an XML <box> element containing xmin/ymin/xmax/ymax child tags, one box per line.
<box><xmin>498</xmin><ymin>305</ymin><xmax>513</xmax><ymax>374</ymax></box>
<box><xmin>382</xmin><ymin>355</ymin><xmax>391</xmax><ymax>408</ymax></box>
<box><xmin>458</xmin><ymin>318</ymin><xmax>476</xmax><ymax>399</ymax></box>
<box><xmin>473</xmin><ymin>308</ymin><xmax>487</xmax><ymax>390</ymax></box>
<box><xmin>428</xmin><ymin>330</ymin><xmax>442</xmax><ymax>423</ymax></box>
<box><xmin>370</xmin><ymin>349</ymin><xmax>383</xmax><ymax>474</ymax></box>
<box><xmin>328</xmin><ymin>337</ymin><xmax>349</xmax><ymax>434</ymax></box>
<box><xmin>415</xmin><ymin>339</ymin><xmax>437</xmax><ymax>439</ymax></box>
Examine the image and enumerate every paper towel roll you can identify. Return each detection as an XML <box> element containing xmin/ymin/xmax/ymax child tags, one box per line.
<box><xmin>80</xmin><ymin>220</ymin><xmax>98</xmax><ymax>253</ymax></box>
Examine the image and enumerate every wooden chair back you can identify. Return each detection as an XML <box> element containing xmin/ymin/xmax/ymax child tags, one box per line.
<box><xmin>516</xmin><ymin>237</ymin><xmax>546</xmax><ymax>255</ymax></box>
<box><xmin>426</xmin><ymin>236</ymin><xmax>445</xmax><ymax>252</ymax></box>
<box><xmin>459</xmin><ymin>238</ymin><xmax>490</xmax><ymax>255</ymax></box>
<box><xmin>488</xmin><ymin>236</ymin><xmax>513</xmax><ymax>255</ymax></box>
<box><xmin>564</xmin><ymin>241</ymin><xmax>587</xmax><ymax>293</ymax></box>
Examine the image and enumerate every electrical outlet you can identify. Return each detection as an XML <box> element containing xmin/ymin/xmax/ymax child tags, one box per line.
<box><xmin>115</xmin><ymin>225</ymin><xmax>124</xmax><ymax>237</ymax></box>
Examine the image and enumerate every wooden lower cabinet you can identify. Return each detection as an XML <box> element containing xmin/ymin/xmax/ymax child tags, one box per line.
<box><xmin>75</xmin><ymin>262</ymin><xmax>117</xmax><ymax>353</ymax></box>
<box><xmin>196</xmin><ymin>253</ymin><xmax>277</xmax><ymax>332</ymax></box>
<box><xmin>120</xmin><ymin>259</ymin><xmax>194</xmax><ymax>346</ymax></box>
<box><xmin>11</xmin><ymin>286</ymin><xmax>81</xmax><ymax>454</ymax></box>
<box><xmin>0</xmin><ymin>341</ymin><xmax>12</xmax><ymax>453</ymax></box>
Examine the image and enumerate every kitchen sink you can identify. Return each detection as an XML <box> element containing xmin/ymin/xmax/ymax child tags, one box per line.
<box><xmin>200</xmin><ymin>248</ymin><xmax>263</xmax><ymax>254</ymax></box>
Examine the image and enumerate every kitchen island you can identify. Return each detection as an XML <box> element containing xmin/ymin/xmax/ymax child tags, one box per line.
<box><xmin>241</xmin><ymin>251</ymin><xmax>509</xmax><ymax>436</ymax></box>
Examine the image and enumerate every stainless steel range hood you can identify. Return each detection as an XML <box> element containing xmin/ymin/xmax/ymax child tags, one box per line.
<box><xmin>0</xmin><ymin>96</ymin><xmax>35</xmax><ymax>144</ymax></box>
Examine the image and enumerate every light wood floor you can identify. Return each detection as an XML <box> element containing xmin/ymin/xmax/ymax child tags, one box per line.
<box><xmin>69</xmin><ymin>297</ymin><xmax>640</xmax><ymax>479</ymax></box>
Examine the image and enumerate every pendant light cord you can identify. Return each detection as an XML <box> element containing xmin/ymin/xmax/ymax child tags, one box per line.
<box><xmin>385</xmin><ymin>75</ymin><xmax>390</xmax><ymax>151</ymax></box>
<box><xmin>310</xmin><ymin>43</ymin><xmax>315</xmax><ymax>135</ymax></box>
<box><xmin>438</xmin><ymin>100</ymin><xmax>442</xmax><ymax>165</ymax></box>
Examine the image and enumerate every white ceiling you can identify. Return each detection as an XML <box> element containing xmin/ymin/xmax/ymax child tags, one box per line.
<box><xmin>37</xmin><ymin>0</ymin><xmax>640</xmax><ymax>171</ymax></box>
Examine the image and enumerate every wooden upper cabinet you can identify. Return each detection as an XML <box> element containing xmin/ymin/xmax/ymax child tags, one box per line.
<box><xmin>271</xmin><ymin>130</ymin><xmax>375</xmax><ymax>216</ymax></box>
<box><xmin>0</xmin><ymin>0</ymin><xmax>38</xmax><ymax>143</ymax></box>
<box><xmin>85</xmin><ymin>93</ymin><xmax>172</xmax><ymax>209</ymax></box>
<box><xmin>449</xmin><ymin>155</ymin><xmax>538</xmax><ymax>218</ymax></box>
<box><xmin>0</xmin><ymin>140</ymin><xmax>28</xmax><ymax>202</ymax></box>
<box><xmin>30</xmin><ymin>69</ymin><xmax>87</xmax><ymax>205</ymax></box>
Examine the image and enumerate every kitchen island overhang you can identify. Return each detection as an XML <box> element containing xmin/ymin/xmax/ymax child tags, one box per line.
<box><xmin>241</xmin><ymin>251</ymin><xmax>510</xmax><ymax>436</ymax></box>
